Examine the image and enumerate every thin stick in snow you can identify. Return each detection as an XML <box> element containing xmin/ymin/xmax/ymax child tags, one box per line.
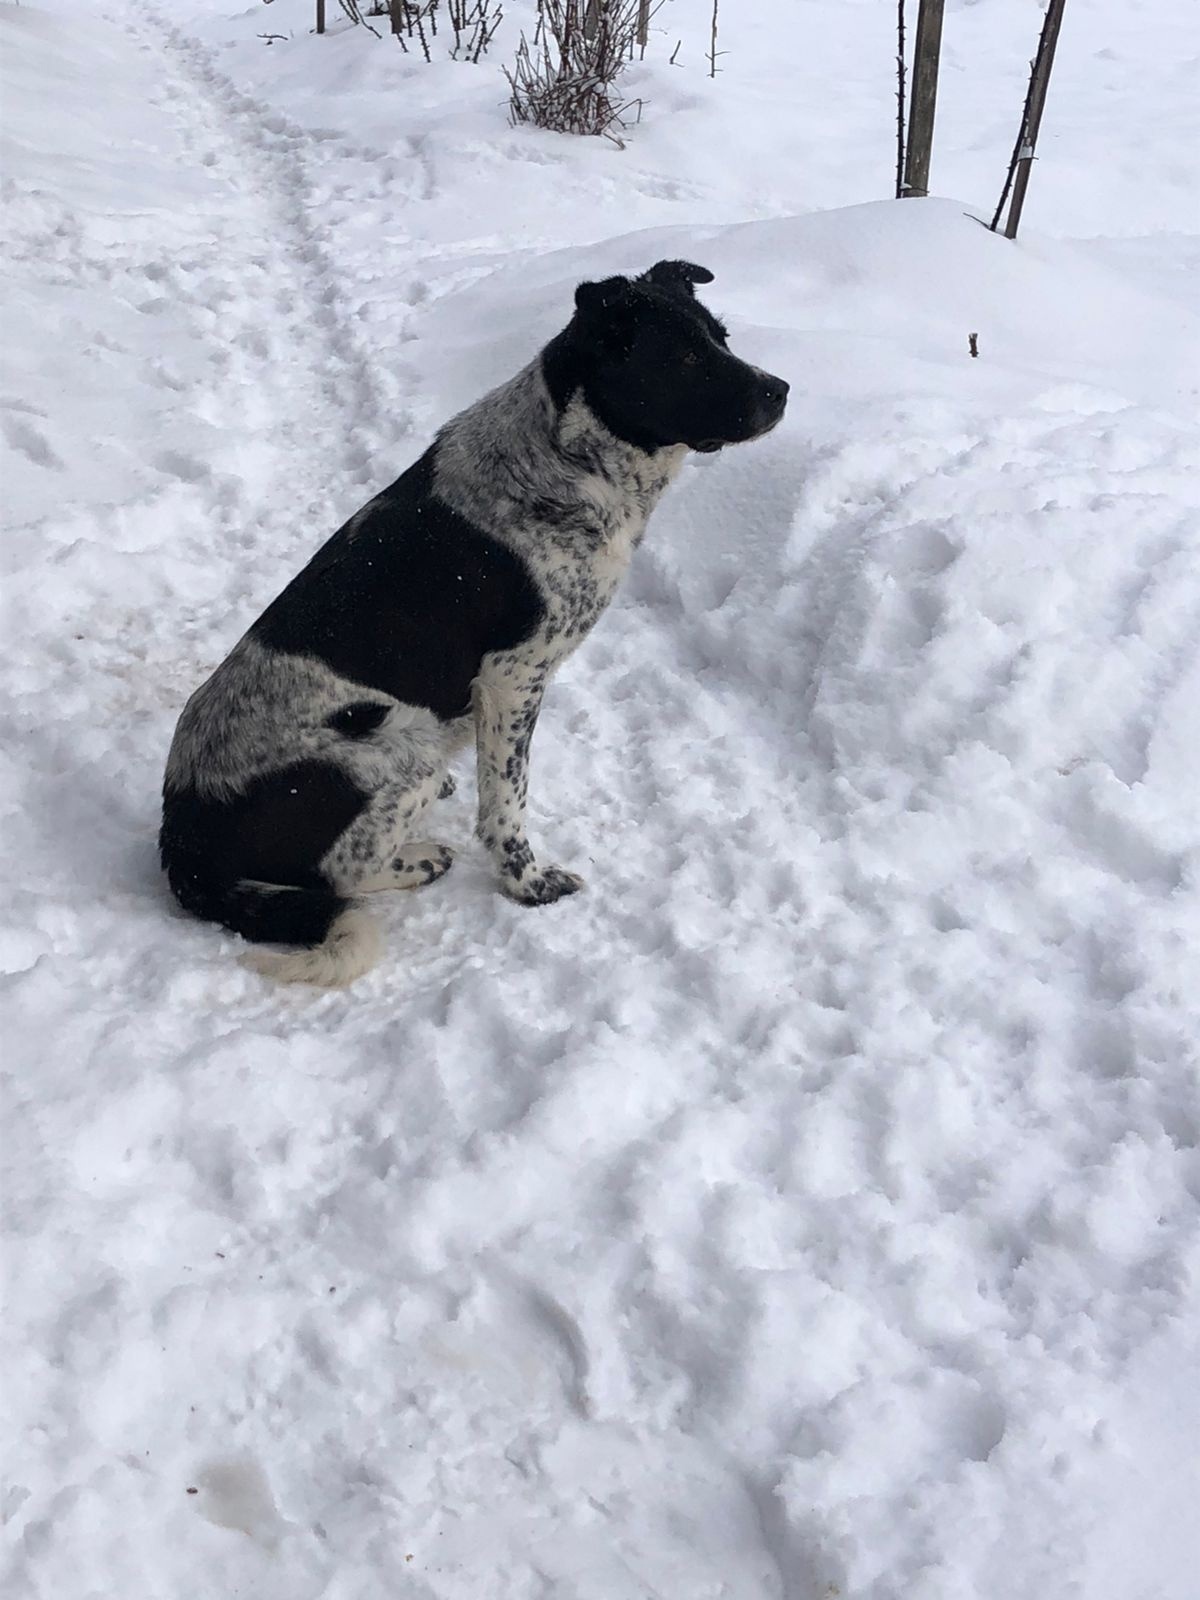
<box><xmin>895</xmin><ymin>0</ymin><xmax>907</xmax><ymax>200</ymax></box>
<box><xmin>993</xmin><ymin>0</ymin><xmax>1068</xmax><ymax>239</ymax></box>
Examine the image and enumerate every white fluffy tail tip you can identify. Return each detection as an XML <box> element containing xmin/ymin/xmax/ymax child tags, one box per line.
<box><xmin>241</xmin><ymin>908</ymin><xmax>382</xmax><ymax>988</ymax></box>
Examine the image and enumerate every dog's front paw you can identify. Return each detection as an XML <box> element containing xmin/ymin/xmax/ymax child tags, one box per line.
<box><xmin>438</xmin><ymin>773</ymin><xmax>457</xmax><ymax>800</ymax></box>
<box><xmin>503</xmin><ymin>864</ymin><xmax>586</xmax><ymax>906</ymax></box>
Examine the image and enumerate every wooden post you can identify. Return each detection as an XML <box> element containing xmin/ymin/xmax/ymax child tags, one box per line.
<box><xmin>901</xmin><ymin>0</ymin><xmax>944</xmax><ymax>197</ymax></box>
<box><xmin>316</xmin><ymin>0</ymin><xmax>325</xmax><ymax>34</ymax></box>
<box><xmin>637</xmin><ymin>0</ymin><xmax>651</xmax><ymax>50</ymax></box>
<box><xmin>1004</xmin><ymin>0</ymin><xmax>1067</xmax><ymax>239</ymax></box>
<box><xmin>584</xmin><ymin>0</ymin><xmax>601</xmax><ymax>41</ymax></box>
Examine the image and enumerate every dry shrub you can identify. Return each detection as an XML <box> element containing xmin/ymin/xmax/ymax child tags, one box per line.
<box><xmin>505</xmin><ymin>0</ymin><xmax>656</xmax><ymax>144</ymax></box>
<box><xmin>346</xmin><ymin>1</ymin><xmax>502</xmax><ymax>61</ymax></box>
<box><xmin>447</xmin><ymin>0</ymin><xmax>504</xmax><ymax>62</ymax></box>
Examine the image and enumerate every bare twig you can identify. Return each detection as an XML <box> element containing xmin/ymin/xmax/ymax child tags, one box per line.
<box><xmin>895</xmin><ymin>0</ymin><xmax>906</xmax><ymax>199</ymax></box>
<box><xmin>990</xmin><ymin>51</ymin><xmax>1039</xmax><ymax>227</ymax></box>
<box><xmin>448</xmin><ymin>0</ymin><xmax>503</xmax><ymax>62</ymax></box>
<box><xmin>336</xmin><ymin>0</ymin><xmax>382</xmax><ymax>36</ymax></box>
<box><xmin>708</xmin><ymin>0</ymin><xmax>719</xmax><ymax>78</ymax></box>
<box><xmin>375</xmin><ymin>0</ymin><xmax>438</xmax><ymax>59</ymax></box>
<box><xmin>412</xmin><ymin>4</ymin><xmax>433</xmax><ymax>59</ymax></box>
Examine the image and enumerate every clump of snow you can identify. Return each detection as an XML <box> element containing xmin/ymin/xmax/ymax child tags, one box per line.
<box><xmin>3</xmin><ymin>2</ymin><xmax>1198</xmax><ymax>1598</ymax></box>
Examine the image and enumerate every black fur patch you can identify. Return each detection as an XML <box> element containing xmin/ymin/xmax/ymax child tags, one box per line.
<box><xmin>218</xmin><ymin>881</ymin><xmax>348</xmax><ymax>948</ymax></box>
<box><xmin>161</xmin><ymin>759</ymin><xmax>368</xmax><ymax>927</ymax></box>
<box><xmin>252</xmin><ymin>450</ymin><xmax>545</xmax><ymax>722</ymax></box>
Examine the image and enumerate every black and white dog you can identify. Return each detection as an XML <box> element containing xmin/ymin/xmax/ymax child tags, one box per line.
<box><xmin>161</xmin><ymin>260</ymin><xmax>787</xmax><ymax>984</ymax></box>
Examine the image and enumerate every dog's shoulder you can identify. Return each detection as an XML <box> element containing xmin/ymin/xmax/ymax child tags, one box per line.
<box><xmin>251</xmin><ymin>448</ymin><xmax>545</xmax><ymax>720</ymax></box>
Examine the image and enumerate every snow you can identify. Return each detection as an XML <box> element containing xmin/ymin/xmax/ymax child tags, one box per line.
<box><xmin>3</xmin><ymin>1</ymin><xmax>1199</xmax><ymax>1596</ymax></box>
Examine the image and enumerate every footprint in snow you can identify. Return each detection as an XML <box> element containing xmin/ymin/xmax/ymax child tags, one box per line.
<box><xmin>2</xmin><ymin>415</ymin><xmax>64</xmax><ymax>471</ymax></box>
<box><xmin>189</xmin><ymin>1455</ymin><xmax>291</xmax><ymax>1550</ymax></box>
<box><xmin>154</xmin><ymin>449</ymin><xmax>211</xmax><ymax>485</ymax></box>
<box><xmin>889</xmin><ymin>522</ymin><xmax>962</xmax><ymax>579</ymax></box>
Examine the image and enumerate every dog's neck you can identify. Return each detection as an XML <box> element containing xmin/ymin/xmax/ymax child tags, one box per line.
<box><xmin>431</xmin><ymin>355</ymin><xmax>686</xmax><ymax>552</ymax></box>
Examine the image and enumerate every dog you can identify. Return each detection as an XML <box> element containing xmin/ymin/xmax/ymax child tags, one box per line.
<box><xmin>160</xmin><ymin>260</ymin><xmax>788</xmax><ymax>984</ymax></box>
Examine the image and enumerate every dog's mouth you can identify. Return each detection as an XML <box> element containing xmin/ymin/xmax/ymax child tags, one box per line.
<box><xmin>692</xmin><ymin>410</ymin><xmax>785</xmax><ymax>455</ymax></box>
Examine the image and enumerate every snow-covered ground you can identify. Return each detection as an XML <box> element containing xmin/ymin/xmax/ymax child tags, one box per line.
<box><xmin>3</xmin><ymin>2</ymin><xmax>1199</xmax><ymax>1596</ymax></box>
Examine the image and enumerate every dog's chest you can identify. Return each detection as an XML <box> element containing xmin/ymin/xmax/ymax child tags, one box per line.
<box><xmin>585</xmin><ymin>499</ymin><xmax>645</xmax><ymax>598</ymax></box>
<box><xmin>531</xmin><ymin>487</ymin><xmax>655</xmax><ymax>650</ymax></box>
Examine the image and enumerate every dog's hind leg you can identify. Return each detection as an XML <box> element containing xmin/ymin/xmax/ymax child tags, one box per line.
<box><xmin>354</xmin><ymin>840</ymin><xmax>455</xmax><ymax>894</ymax></box>
<box><xmin>322</xmin><ymin>772</ymin><xmax>453</xmax><ymax>897</ymax></box>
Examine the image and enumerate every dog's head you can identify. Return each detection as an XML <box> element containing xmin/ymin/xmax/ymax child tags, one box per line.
<box><xmin>554</xmin><ymin>260</ymin><xmax>788</xmax><ymax>454</ymax></box>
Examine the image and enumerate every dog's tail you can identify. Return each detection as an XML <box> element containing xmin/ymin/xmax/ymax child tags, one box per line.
<box><xmin>165</xmin><ymin>854</ymin><xmax>382</xmax><ymax>988</ymax></box>
<box><xmin>231</xmin><ymin>882</ymin><xmax>382</xmax><ymax>987</ymax></box>
<box><xmin>240</xmin><ymin>896</ymin><xmax>382</xmax><ymax>988</ymax></box>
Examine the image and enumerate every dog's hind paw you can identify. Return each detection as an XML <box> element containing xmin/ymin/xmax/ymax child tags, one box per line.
<box><xmin>504</xmin><ymin>864</ymin><xmax>586</xmax><ymax>906</ymax></box>
<box><xmin>354</xmin><ymin>842</ymin><xmax>454</xmax><ymax>894</ymax></box>
<box><xmin>396</xmin><ymin>841</ymin><xmax>455</xmax><ymax>887</ymax></box>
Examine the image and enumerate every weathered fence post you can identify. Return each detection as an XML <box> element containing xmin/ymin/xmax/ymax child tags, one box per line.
<box><xmin>901</xmin><ymin>0</ymin><xmax>944</xmax><ymax>197</ymax></box>
<box><xmin>1002</xmin><ymin>0</ymin><xmax>1067</xmax><ymax>238</ymax></box>
<box><xmin>316</xmin><ymin>0</ymin><xmax>326</xmax><ymax>35</ymax></box>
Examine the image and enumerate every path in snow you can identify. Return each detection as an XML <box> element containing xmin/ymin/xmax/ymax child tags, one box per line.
<box><xmin>3</xmin><ymin>4</ymin><xmax>1199</xmax><ymax>1599</ymax></box>
<box><xmin>2</xmin><ymin>0</ymin><xmax>417</xmax><ymax>982</ymax></box>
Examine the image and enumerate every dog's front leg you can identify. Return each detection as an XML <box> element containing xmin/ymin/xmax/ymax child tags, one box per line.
<box><xmin>473</xmin><ymin>666</ymin><xmax>585</xmax><ymax>906</ymax></box>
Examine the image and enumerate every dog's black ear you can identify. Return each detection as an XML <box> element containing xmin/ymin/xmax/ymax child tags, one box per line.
<box><xmin>574</xmin><ymin>276</ymin><xmax>635</xmax><ymax>319</ymax></box>
<box><xmin>573</xmin><ymin>276</ymin><xmax>640</xmax><ymax>355</ymax></box>
<box><xmin>640</xmin><ymin>260</ymin><xmax>715</xmax><ymax>297</ymax></box>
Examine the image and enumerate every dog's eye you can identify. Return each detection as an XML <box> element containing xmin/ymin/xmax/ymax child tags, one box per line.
<box><xmin>682</xmin><ymin>351</ymin><xmax>700</xmax><ymax>367</ymax></box>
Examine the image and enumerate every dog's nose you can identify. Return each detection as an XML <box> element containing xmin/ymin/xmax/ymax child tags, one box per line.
<box><xmin>761</xmin><ymin>375</ymin><xmax>789</xmax><ymax>413</ymax></box>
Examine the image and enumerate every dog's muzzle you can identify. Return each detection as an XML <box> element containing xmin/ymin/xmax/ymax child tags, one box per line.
<box><xmin>756</xmin><ymin>373</ymin><xmax>790</xmax><ymax>426</ymax></box>
<box><xmin>693</xmin><ymin>372</ymin><xmax>790</xmax><ymax>453</ymax></box>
